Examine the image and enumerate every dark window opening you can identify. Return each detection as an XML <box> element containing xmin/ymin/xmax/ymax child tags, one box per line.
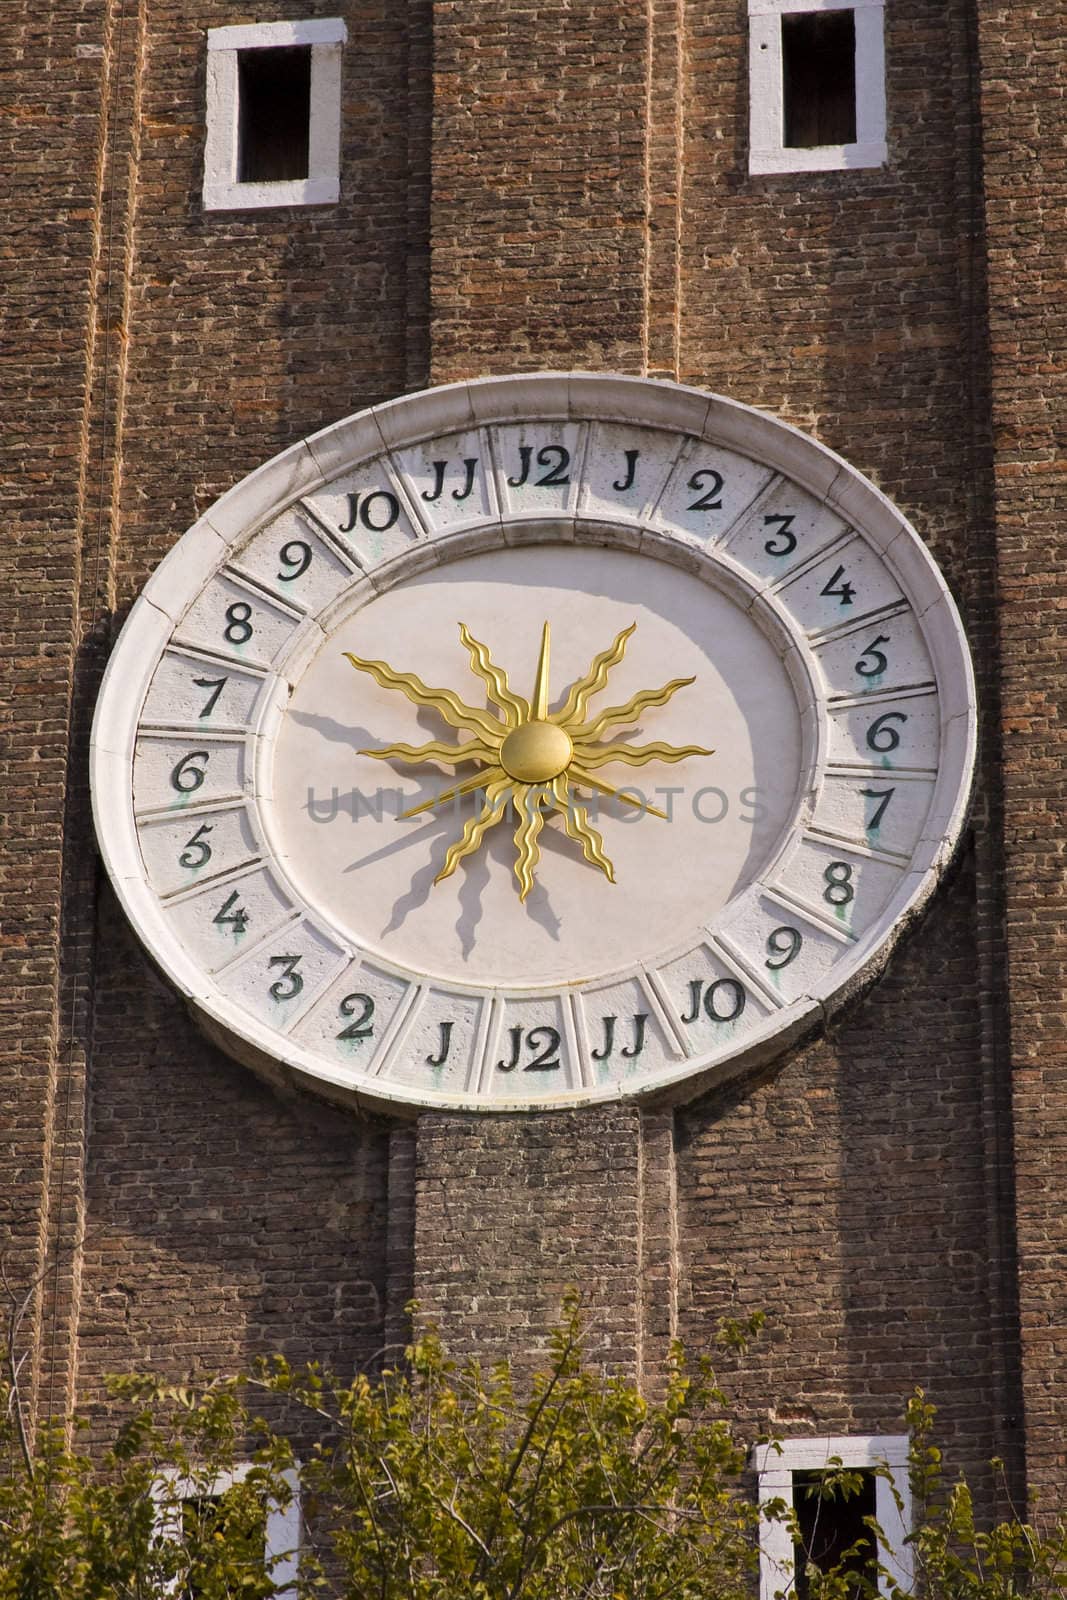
<box><xmin>237</xmin><ymin>45</ymin><xmax>312</xmax><ymax>182</ymax></box>
<box><xmin>782</xmin><ymin>10</ymin><xmax>857</xmax><ymax>148</ymax></box>
<box><xmin>792</xmin><ymin>1467</ymin><xmax>877</xmax><ymax>1599</ymax></box>
<box><xmin>180</xmin><ymin>1491</ymin><xmax>268</xmax><ymax>1600</ymax></box>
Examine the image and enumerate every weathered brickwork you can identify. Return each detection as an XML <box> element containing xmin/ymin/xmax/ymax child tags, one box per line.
<box><xmin>975</xmin><ymin>0</ymin><xmax>1067</xmax><ymax>1510</ymax></box>
<box><xmin>2</xmin><ymin>0</ymin><xmax>1061</xmax><ymax>1526</ymax></box>
<box><xmin>1</xmin><ymin>0</ymin><xmax>430</xmax><ymax>1427</ymax></box>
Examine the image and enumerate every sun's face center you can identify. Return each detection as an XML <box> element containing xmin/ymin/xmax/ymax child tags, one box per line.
<box><xmin>500</xmin><ymin>719</ymin><xmax>574</xmax><ymax>783</ymax></box>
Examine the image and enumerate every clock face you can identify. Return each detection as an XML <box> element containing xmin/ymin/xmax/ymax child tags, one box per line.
<box><xmin>91</xmin><ymin>374</ymin><xmax>976</xmax><ymax>1113</ymax></box>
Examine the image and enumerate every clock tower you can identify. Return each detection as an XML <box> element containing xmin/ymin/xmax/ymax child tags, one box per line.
<box><xmin>4</xmin><ymin>0</ymin><xmax>1064</xmax><ymax>1532</ymax></box>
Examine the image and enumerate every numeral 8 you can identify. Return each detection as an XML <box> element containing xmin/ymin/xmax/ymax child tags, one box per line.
<box><xmin>224</xmin><ymin>601</ymin><xmax>253</xmax><ymax>645</ymax></box>
<box><xmin>823</xmin><ymin>861</ymin><xmax>855</xmax><ymax>907</ymax></box>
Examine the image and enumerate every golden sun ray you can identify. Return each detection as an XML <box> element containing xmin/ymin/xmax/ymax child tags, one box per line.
<box><xmin>513</xmin><ymin>786</ymin><xmax>546</xmax><ymax>900</ymax></box>
<box><xmin>435</xmin><ymin>776</ymin><xmax>512</xmax><ymax>884</ymax></box>
<box><xmin>573</xmin><ymin>676</ymin><xmax>696</xmax><ymax>742</ymax></box>
<box><xmin>459</xmin><ymin>624</ymin><xmax>529</xmax><ymax>728</ymax></box>
<box><xmin>570</xmin><ymin>740</ymin><xmax>711</xmax><ymax>770</ymax></box>
<box><xmin>359</xmin><ymin>737</ymin><xmax>496</xmax><ymax>767</ymax></box>
<box><xmin>342</xmin><ymin>651</ymin><xmax>504</xmax><ymax>741</ymax></box>
<box><xmin>398</xmin><ymin>766</ymin><xmax>506</xmax><ymax>820</ymax></box>
<box><xmin>342</xmin><ymin>618</ymin><xmax>711</xmax><ymax>897</ymax></box>
<box><xmin>551</xmin><ymin>775</ymin><xmax>614</xmax><ymax>884</ymax></box>
<box><xmin>551</xmin><ymin>623</ymin><xmax>635</xmax><ymax>726</ymax></box>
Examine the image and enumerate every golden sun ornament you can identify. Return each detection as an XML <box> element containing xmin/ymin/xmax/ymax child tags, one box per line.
<box><xmin>343</xmin><ymin>621</ymin><xmax>712</xmax><ymax>901</ymax></box>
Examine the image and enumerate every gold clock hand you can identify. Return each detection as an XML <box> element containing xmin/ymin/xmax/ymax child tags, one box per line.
<box><xmin>398</xmin><ymin>767</ymin><xmax>505</xmax><ymax>820</ymax></box>
<box><xmin>531</xmin><ymin>621</ymin><xmax>551</xmax><ymax>721</ymax></box>
<box><xmin>568</xmin><ymin>764</ymin><xmax>669</xmax><ymax>820</ymax></box>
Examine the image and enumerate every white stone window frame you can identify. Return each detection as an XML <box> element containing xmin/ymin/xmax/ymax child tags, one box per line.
<box><xmin>153</xmin><ymin>1464</ymin><xmax>300</xmax><ymax>1597</ymax></box>
<box><xmin>748</xmin><ymin>0</ymin><xmax>887</xmax><ymax>175</ymax></box>
<box><xmin>204</xmin><ymin>18</ymin><xmax>347</xmax><ymax>211</ymax></box>
<box><xmin>752</xmin><ymin>1435</ymin><xmax>913</xmax><ymax>1599</ymax></box>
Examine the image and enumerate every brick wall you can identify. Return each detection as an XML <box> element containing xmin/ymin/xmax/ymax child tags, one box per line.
<box><xmin>976</xmin><ymin>0</ymin><xmax>1067</xmax><ymax>1511</ymax></box>
<box><xmin>420</xmin><ymin>0</ymin><xmax>1021</xmax><ymax>1510</ymax></box>
<box><xmin>1</xmin><ymin>0</ymin><xmax>431</xmax><ymax>1424</ymax></box>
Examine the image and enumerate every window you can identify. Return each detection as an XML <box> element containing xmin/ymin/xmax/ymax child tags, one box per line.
<box><xmin>748</xmin><ymin>0</ymin><xmax>886</xmax><ymax>175</ymax></box>
<box><xmin>204</xmin><ymin>19</ymin><xmax>346</xmax><ymax>210</ymax></box>
<box><xmin>154</xmin><ymin>1464</ymin><xmax>299</xmax><ymax>1598</ymax></box>
<box><xmin>752</xmin><ymin>1436</ymin><xmax>913</xmax><ymax>1599</ymax></box>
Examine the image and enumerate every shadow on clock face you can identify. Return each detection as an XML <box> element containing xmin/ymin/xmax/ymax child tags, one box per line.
<box><xmin>272</xmin><ymin>543</ymin><xmax>805</xmax><ymax>989</ymax></box>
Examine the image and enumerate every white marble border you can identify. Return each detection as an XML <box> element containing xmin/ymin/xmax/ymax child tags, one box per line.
<box><xmin>91</xmin><ymin>374</ymin><xmax>977</xmax><ymax>1116</ymax></box>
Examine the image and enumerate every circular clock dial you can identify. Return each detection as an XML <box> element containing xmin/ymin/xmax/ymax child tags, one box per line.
<box><xmin>91</xmin><ymin>375</ymin><xmax>976</xmax><ymax>1113</ymax></box>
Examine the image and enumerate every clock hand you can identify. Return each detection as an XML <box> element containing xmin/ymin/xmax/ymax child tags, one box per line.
<box><xmin>398</xmin><ymin>767</ymin><xmax>505</xmax><ymax>820</ymax></box>
<box><xmin>531</xmin><ymin>620</ymin><xmax>551</xmax><ymax>721</ymax></box>
<box><xmin>568</xmin><ymin>764</ymin><xmax>669</xmax><ymax>820</ymax></box>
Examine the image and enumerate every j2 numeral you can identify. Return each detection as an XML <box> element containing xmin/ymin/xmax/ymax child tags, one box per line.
<box><xmin>496</xmin><ymin>1025</ymin><xmax>561</xmax><ymax>1072</ymax></box>
<box><xmin>681</xmin><ymin>978</ymin><xmax>746</xmax><ymax>1024</ymax></box>
<box><xmin>508</xmin><ymin>445</ymin><xmax>570</xmax><ymax>489</ymax></box>
<box><xmin>336</xmin><ymin>992</ymin><xmax>374</xmax><ymax>1042</ymax></box>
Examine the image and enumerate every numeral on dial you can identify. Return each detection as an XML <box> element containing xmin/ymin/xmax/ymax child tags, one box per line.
<box><xmin>193</xmin><ymin>677</ymin><xmax>227</xmax><ymax>718</ymax></box>
<box><xmin>866</xmin><ymin>711</ymin><xmax>908</xmax><ymax>753</ymax></box>
<box><xmin>612</xmin><ymin>449</ymin><xmax>639</xmax><ymax>493</ymax></box>
<box><xmin>178</xmin><ymin>822</ymin><xmax>214</xmax><ymax>869</ymax></box>
<box><xmin>823</xmin><ymin>862</ymin><xmax>855</xmax><ymax>907</ymax></box>
<box><xmin>855</xmin><ymin>633</ymin><xmax>890</xmax><ymax>678</ymax></box>
<box><xmin>763</xmin><ymin>513</ymin><xmax>797</xmax><ymax>557</ymax></box>
<box><xmin>590</xmin><ymin>1013</ymin><xmax>647</xmax><ymax>1062</ymax></box>
<box><xmin>765</xmin><ymin>925</ymin><xmax>802</xmax><ymax>970</ymax></box>
<box><xmin>859</xmin><ymin>787</ymin><xmax>895</xmax><ymax>829</ymax></box>
<box><xmin>426</xmin><ymin>1020</ymin><xmax>454</xmax><ymax>1067</ymax></box>
<box><xmin>820</xmin><ymin>565</ymin><xmax>856</xmax><ymax>606</ymax></box>
<box><xmin>170</xmin><ymin>750</ymin><xmax>209</xmax><ymax>794</ymax></box>
<box><xmin>339</xmin><ymin>491</ymin><xmax>400</xmax><ymax>534</ymax></box>
<box><xmin>681</xmin><ymin>978</ymin><xmax>746</xmax><ymax>1024</ymax></box>
<box><xmin>224</xmin><ymin>601</ymin><xmax>253</xmax><ymax>645</ymax></box>
<box><xmin>687</xmin><ymin>469</ymin><xmax>724</xmax><ymax>511</ymax></box>
<box><xmin>336</xmin><ymin>992</ymin><xmax>375</xmax><ymax>1042</ymax></box>
<box><xmin>508</xmin><ymin>445</ymin><xmax>571</xmax><ymax>489</ymax></box>
<box><xmin>421</xmin><ymin>459</ymin><xmax>477</xmax><ymax>504</ymax></box>
<box><xmin>213</xmin><ymin>890</ymin><xmax>249</xmax><ymax>934</ymax></box>
<box><xmin>277</xmin><ymin>540</ymin><xmax>311</xmax><ymax>582</ymax></box>
<box><xmin>268</xmin><ymin>954</ymin><xmax>304</xmax><ymax>1002</ymax></box>
<box><xmin>496</xmin><ymin>1025</ymin><xmax>562</xmax><ymax>1072</ymax></box>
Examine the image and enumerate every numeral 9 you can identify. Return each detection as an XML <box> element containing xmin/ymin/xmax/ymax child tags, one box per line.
<box><xmin>277</xmin><ymin>540</ymin><xmax>311</xmax><ymax>581</ymax></box>
<box><xmin>765</xmin><ymin>925</ymin><xmax>802</xmax><ymax>970</ymax></box>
